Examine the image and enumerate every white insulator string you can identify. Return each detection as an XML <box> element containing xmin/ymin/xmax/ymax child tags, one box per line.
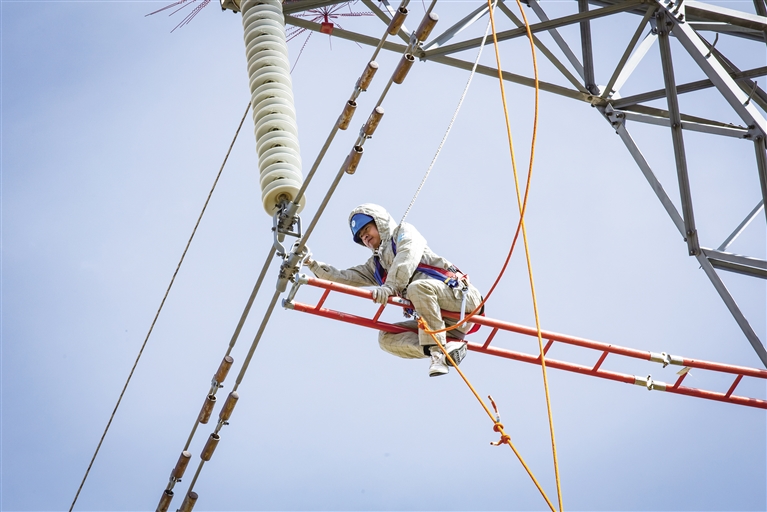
<box><xmin>242</xmin><ymin>0</ymin><xmax>305</xmax><ymax>215</ymax></box>
<box><xmin>400</xmin><ymin>0</ymin><xmax>497</xmax><ymax>225</ymax></box>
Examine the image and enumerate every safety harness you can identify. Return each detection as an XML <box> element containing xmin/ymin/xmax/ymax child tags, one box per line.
<box><xmin>373</xmin><ymin>238</ymin><xmax>483</xmax><ymax>334</ymax></box>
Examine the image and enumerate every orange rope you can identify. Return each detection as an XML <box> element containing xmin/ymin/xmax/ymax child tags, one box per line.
<box><xmin>418</xmin><ymin>317</ymin><xmax>556</xmax><ymax>512</ymax></box>
<box><xmin>485</xmin><ymin>1</ymin><xmax>564</xmax><ymax>509</ymax></box>
<box><xmin>415</xmin><ymin>1</ymin><xmax>565</xmax><ymax>509</ymax></box>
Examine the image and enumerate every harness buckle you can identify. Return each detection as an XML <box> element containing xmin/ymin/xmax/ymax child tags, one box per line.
<box><xmin>459</xmin><ymin>284</ymin><xmax>468</xmax><ymax>323</ymax></box>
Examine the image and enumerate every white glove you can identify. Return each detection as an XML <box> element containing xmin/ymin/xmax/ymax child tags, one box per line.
<box><xmin>372</xmin><ymin>285</ymin><xmax>395</xmax><ymax>304</ymax></box>
<box><xmin>303</xmin><ymin>251</ymin><xmax>314</xmax><ymax>267</ymax></box>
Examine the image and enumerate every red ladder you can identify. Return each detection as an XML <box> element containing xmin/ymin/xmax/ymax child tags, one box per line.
<box><xmin>284</xmin><ymin>276</ymin><xmax>767</xmax><ymax>409</ymax></box>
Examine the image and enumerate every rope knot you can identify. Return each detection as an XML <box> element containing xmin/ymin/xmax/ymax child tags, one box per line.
<box><xmin>491</xmin><ymin>423</ymin><xmax>510</xmax><ymax>446</ymax></box>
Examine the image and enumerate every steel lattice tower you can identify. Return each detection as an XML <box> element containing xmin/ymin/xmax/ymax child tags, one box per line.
<box><xmin>280</xmin><ymin>0</ymin><xmax>767</xmax><ymax>366</ymax></box>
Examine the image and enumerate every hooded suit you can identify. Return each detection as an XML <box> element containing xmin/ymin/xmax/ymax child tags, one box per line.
<box><xmin>308</xmin><ymin>204</ymin><xmax>482</xmax><ymax>359</ymax></box>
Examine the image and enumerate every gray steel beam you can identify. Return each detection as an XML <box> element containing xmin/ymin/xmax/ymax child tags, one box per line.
<box><xmin>718</xmin><ymin>200</ymin><xmax>765</xmax><ymax>251</ymax></box>
<box><xmin>685</xmin><ymin>0</ymin><xmax>767</xmax><ymax>32</ymax></box>
<box><xmin>424</xmin><ymin>0</ymin><xmax>645</xmax><ymax>58</ymax></box>
<box><xmin>658</xmin><ymin>10</ymin><xmax>700</xmax><ymax>256</ymax></box>
<box><xmin>754</xmin><ymin>0</ymin><xmax>767</xmax><ymax>43</ymax></box>
<box><xmin>622</xmin><ymin>104</ymin><xmax>747</xmax><ymax>130</ymax></box>
<box><xmin>601</xmin><ymin>106</ymin><xmax>686</xmax><ymax>236</ymax></box>
<box><xmin>429</xmin><ymin>54</ymin><xmax>589</xmax><ymax>101</ymax></box>
<box><xmin>496</xmin><ymin>1</ymin><xmax>588</xmax><ymax>92</ymax></box>
<box><xmin>703</xmin><ymin>249</ymin><xmax>767</xmax><ymax>270</ymax></box>
<box><xmin>527</xmin><ymin>0</ymin><xmax>586</xmax><ymax>80</ymax></box>
<box><xmin>695</xmin><ymin>253</ymin><xmax>767</xmax><ymax>367</ymax></box>
<box><xmin>589</xmin><ymin>0</ymin><xmax>765</xmax><ymax>41</ymax></box>
<box><xmin>604</xmin><ymin>101</ymin><xmax>767</xmax><ymax>368</ymax></box>
<box><xmin>579</xmin><ymin>0</ymin><xmax>599</xmax><ymax>94</ymax></box>
<box><xmin>702</xmin><ymin>248</ymin><xmax>767</xmax><ymax>279</ymax></box>
<box><xmin>602</xmin><ymin>8</ymin><xmax>657</xmax><ymax>99</ymax></box>
<box><xmin>284</xmin><ymin>14</ymin><xmax>408</xmax><ymax>52</ymax></box>
<box><xmin>669</xmin><ymin>10</ymin><xmax>767</xmax><ymax>138</ymax></box>
<box><xmin>709</xmin><ymin>258</ymin><xmax>767</xmax><ymax>279</ymax></box>
<box><xmin>755</xmin><ymin>137</ymin><xmax>767</xmax><ymax>226</ymax></box>
<box><xmin>689</xmin><ymin>22</ymin><xmax>765</xmax><ymax>42</ymax></box>
<box><xmin>284</xmin><ymin>13</ymin><xmax>589</xmax><ymax>102</ymax></box>
<box><xmin>611</xmin><ymin>65</ymin><xmax>767</xmax><ymax>110</ymax></box>
<box><xmin>614</xmin><ymin>109</ymin><xmax>751</xmax><ymax>138</ymax></box>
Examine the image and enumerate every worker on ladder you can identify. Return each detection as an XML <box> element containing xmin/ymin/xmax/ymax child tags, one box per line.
<box><xmin>305</xmin><ymin>203</ymin><xmax>482</xmax><ymax>377</ymax></box>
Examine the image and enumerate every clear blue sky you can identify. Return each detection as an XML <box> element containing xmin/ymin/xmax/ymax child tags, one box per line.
<box><xmin>2</xmin><ymin>0</ymin><xmax>765</xmax><ymax>510</ymax></box>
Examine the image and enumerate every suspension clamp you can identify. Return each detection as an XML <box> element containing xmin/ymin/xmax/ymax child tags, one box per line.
<box><xmin>272</xmin><ymin>202</ymin><xmax>302</xmax><ymax>257</ymax></box>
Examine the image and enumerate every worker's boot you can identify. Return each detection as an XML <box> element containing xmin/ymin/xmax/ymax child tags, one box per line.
<box><xmin>428</xmin><ymin>346</ymin><xmax>449</xmax><ymax>377</ymax></box>
<box><xmin>444</xmin><ymin>340</ymin><xmax>467</xmax><ymax>367</ymax></box>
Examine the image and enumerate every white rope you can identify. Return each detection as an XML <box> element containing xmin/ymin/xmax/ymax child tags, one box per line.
<box><xmin>400</xmin><ymin>0</ymin><xmax>498</xmax><ymax>225</ymax></box>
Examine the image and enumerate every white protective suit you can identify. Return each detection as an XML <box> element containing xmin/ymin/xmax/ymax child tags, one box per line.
<box><xmin>308</xmin><ymin>204</ymin><xmax>482</xmax><ymax>359</ymax></box>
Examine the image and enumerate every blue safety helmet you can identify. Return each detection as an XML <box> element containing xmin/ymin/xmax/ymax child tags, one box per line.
<box><xmin>350</xmin><ymin>213</ymin><xmax>375</xmax><ymax>245</ymax></box>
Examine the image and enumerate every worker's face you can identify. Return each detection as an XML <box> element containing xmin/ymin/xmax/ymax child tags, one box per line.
<box><xmin>359</xmin><ymin>222</ymin><xmax>381</xmax><ymax>250</ymax></box>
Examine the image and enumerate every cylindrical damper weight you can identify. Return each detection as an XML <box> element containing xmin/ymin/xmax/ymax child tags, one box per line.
<box><xmin>179</xmin><ymin>491</ymin><xmax>199</xmax><ymax>512</ymax></box>
<box><xmin>345</xmin><ymin>146</ymin><xmax>364</xmax><ymax>175</ymax></box>
<box><xmin>201</xmin><ymin>433</ymin><xmax>221</xmax><ymax>461</ymax></box>
<box><xmin>213</xmin><ymin>355</ymin><xmax>234</xmax><ymax>384</ymax></box>
<box><xmin>241</xmin><ymin>0</ymin><xmax>305</xmax><ymax>215</ymax></box>
<box><xmin>338</xmin><ymin>100</ymin><xmax>357</xmax><ymax>130</ymax></box>
<box><xmin>198</xmin><ymin>395</ymin><xmax>216</xmax><ymax>424</ymax></box>
<box><xmin>388</xmin><ymin>7</ymin><xmax>408</xmax><ymax>35</ymax></box>
<box><xmin>362</xmin><ymin>106</ymin><xmax>385</xmax><ymax>137</ymax></box>
<box><xmin>156</xmin><ymin>489</ymin><xmax>173</xmax><ymax>512</ymax></box>
<box><xmin>415</xmin><ymin>12</ymin><xmax>439</xmax><ymax>41</ymax></box>
<box><xmin>171</xmin><ymin>450</ymin><xmax>192</xmax><ymax>480</ymax></box>
<box><xmin>219</xmin><ymin>392</ymin><xmax>240</xmax><ymax>422</ymax></box>
<box><xmin>392</xmin><ymin>54</ymin><xmax>416</xmax><ymax>84</ymax></box>
<box><xmin>358</xmin><ymin>61</ymin><xmax>379</xmax><ymax>91</ymax></box>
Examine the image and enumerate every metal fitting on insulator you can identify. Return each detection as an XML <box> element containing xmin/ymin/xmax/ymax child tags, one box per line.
<box><xmin>344</xmin><ymin>146</ymin><xmax>364</xmax><ymax>175</ymax></box>
<box><xmin>362</xmin><ymin>106</ymin><xmax>385</xmax><ymax>137</ymax></box>
<box><xmin>219</xmin><ymin>391</ymin><xmax>240</xmax><ymax>422</ymax></box>
<box><xmin>156</xmin><ymin>489</ymin><xmax>173</xmax><ymax>512</ymax></box>
<box><xmin>201</xmin><ymin>433</ymin><xmax>221</xmax><ymax>461</ymax></box>
<box><xmin>357</xmin><ymin>61</ymin><xmax>379</xmax><ymax>91</ymax></box>
<box><xmin>198</xmin><ymin>394</ymin><xmax>217</xmax><ymax>424</ymax></box>
<box><xmin>415</xmin><ymin>12</ymin><xmax>439</xmax><ymax>42</ymax></box>
<box><xmin>392</xmin><ymin>54</ymin><xmax>415</xmax><ymax>84</ymax></box>
<box><xmin>213</xmin><ymin>355</ymin><xmax>234</xmax><ymax>384</ymax></box>
<box><xmin>171</xmin><ymin>450</ymin><xmax>192</xmax><ymax>480</ymax></box>
<box><xmin>338</xmin><ymin>100</ymin><xmax>357</xmax><ymax>130</ymax></box>
<box><xmin>388</xmin><ymin>6</ymin><xmax>408</xmax><ymax>35</ymax></box>
<box><xmin>178</xmin><ymin>491</ymin><xmax>198</xmax><ymax>512</ymax></box>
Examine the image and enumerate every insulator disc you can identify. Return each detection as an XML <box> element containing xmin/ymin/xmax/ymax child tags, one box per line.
<box><xmin>242</xmin><ymin>0</ymin><xmax>303</xmax><ymax>215</ymax></box>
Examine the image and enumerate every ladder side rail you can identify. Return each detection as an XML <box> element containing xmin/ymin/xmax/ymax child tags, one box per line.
<box><xmin>474</xmin><ymin>342</ymin><xmax>767</xmax><ymax>409</ymax></box>
<box><xmin>301</xmin><ymin>277</ymin><xmax>767</xmax><ymax>379</ymax></box>
<box><xmin>287</xmin><ymin>294</ymin><xmax>767</xmax><ymax>409</ymax></box>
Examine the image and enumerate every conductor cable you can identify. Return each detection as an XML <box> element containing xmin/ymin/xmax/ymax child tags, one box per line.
<box><xmin>70</xmin><ymin>101</ymin><xmax>251</xmax><ymax>512</ymax></box>
<box><xmin>161</xmin><ymin>10</ymin><xmax>413</xmax><ymax>505</ymax></box>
